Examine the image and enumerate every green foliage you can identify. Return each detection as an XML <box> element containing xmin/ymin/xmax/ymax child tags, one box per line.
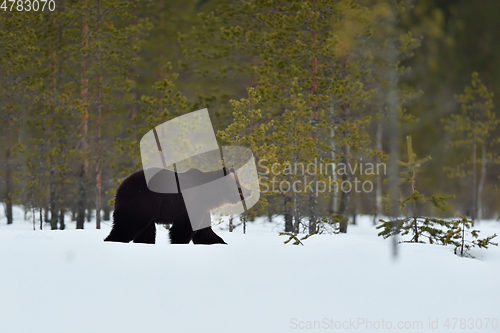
<box><xmin>445</xmin><ymin>72</ymin><xmax>496</xmax><ymax>147</ymax></box>
<box><xmin>109</xmin><ymin>62</ymin><xmax>189</xmax><ymax>201</ymax></box>
<box><xmin>378</xmin><ymin>136</ymin><xmax>455</xmax><ymax>244</ymax></box>
<box><xmin>2</xmin><ymin>0</ymin><xmax>500</xmax><ymax>230</ymax></box>
<box><xmin>443</xmin><ymin>216</ymin><xmax>498</xmax><ymax>258</ymax></box>
<box><xmin>443</xmin><ymin>72</ymin><xmax>498</xmax><ymax>179</ymax></box>
<box><xmin>442</xmin><ymin>72</ymin><xmax>498</xmax><ymax>220</ymax></box>
<box><xmin>377</xmin><ymin>216</ymin><xmax>451</xmax><ymax>244</ymax></box>
<box><xmin>184</xmin><ymin>0</ymin><xmax>394</xmax><ymax>233</ymax></box>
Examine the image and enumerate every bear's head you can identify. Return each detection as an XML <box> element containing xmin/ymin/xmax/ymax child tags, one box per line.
<box><xmin>222</xmin><ymin>167</ymin><xmax>252</xmax><ymax>200</ymax></box>
<box><xmin>206</xmin><ymin>170</ymin><xmax>252</xmax><ymax>208</ymax></box>
<box><xmin>179</xmin><ymin>168</ymin><xmax>252</xmax><ymax>211</ymax></box>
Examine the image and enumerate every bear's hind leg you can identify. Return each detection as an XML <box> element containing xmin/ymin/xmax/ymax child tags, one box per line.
<box><xmin>133</xmin><ymin>222</ymin><xmax>156</xmax><ymax>244</ymax></box>
<box><xmin>104</xmin><ymin>226</ymin><xmax>136</xmax><ymax>243</ymax></box>
<box><xmin>104</xmin><ymin>210</ymin><xmax>152</xmax><ymax>243</ymax></box>
<box><xmin>192</xmin><ymin>227</ymin><xmax>227</xmax><ymax>245</ymax></box>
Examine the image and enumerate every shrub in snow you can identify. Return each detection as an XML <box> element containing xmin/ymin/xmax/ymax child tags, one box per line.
<box><xmin>443</xmin><ymin>215</ymin><xmax>498</xmax><ymax>257</ymax></box>
<box><xmin>377</xmin><ymin>136</ymin><xmax>454</xmax><ymax>244</ymax></box>
<box><xmin>280</xmin><ymin>214</ymin><xmax>346</xmax><ymax>245</ymax></box>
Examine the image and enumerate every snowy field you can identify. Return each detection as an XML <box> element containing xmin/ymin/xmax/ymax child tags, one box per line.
<box><xmin>1</xmin><ymin>205</ymin><xmax>500</xmax><ymax>333</ymax></box>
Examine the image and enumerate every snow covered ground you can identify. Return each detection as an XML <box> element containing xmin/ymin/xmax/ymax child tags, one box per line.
<box><xmin>1</xmin><ymin>205</ymin><xmax>500</xmax><ymax>333</ymax></box>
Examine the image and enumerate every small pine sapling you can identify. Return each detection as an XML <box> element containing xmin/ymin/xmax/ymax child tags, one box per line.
<box><xmin>443</xmin><ymin>216</ymin><xmax>498</xmax><ymax>257</ymax></box>
<box><xmin>377</xmin><ymin>136</ymin><xmax>455</xmax><ymax>244</ymax></box>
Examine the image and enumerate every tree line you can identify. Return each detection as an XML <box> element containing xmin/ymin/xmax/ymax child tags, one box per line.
<box><xmin>1</xmin><ymin>0</ymin><xmax>499</xmax><ymax>232</ymax></box>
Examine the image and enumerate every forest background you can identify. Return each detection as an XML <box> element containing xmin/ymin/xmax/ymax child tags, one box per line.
<box><xmin>1</xmin><ymin>0</ymin><xmax>499</xmax><ymax>234</ymax></box>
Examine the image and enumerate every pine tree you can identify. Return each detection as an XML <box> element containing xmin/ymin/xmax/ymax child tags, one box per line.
<box><xmin>443</xmin><ymin>215</ymin><xmax>497</xmax><ymax>258</ymax></box>
<box><xmin>377</xmin><ymin>136</ymin><xmax>454</xmax><ymax>244</ymax></box>
<box><xmin>443</xmin><ymin>72</ymin><xmax>497</xmax><ymax>222</ymax></box>
<box><xmin>110</xmin><ymin>62</ymin><xmax>189</xmax><ymax>195</ymax></box>
<box><xmin>183</xmin><ymin>0</ymin><xmax>384</xmax><ymax>234</ymax></box>
<box><xmin>67</xmin><ymin>0</ymin><xmax>148</xmax><ymax>228</ymax></box>
<box><xmin>0</xmin><ymin>11</ymin><xmax>39</xmax><ymax>224</ymax></box>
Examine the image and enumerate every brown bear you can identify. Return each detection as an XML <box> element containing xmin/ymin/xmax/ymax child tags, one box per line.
<box><xmin>104</xmin><ymin>167</ymin><xmax>251</xmax><ymax>245</ymax></box>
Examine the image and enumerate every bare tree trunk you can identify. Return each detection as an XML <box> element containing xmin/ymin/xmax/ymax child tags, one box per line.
<box><xmin>477</xmin><ymin>142</ymin><xmax>487</xmax><ymax>221</ymax></box>
<box><xmin>268</xmin><ymin>211</ymin><xmax>273</xmax><ymax>222</ymax></box>
<box><xmin>471</xmin><ymin>132</ymin><xmax>477</xmax><ymax>223</ymax></box>
<box><xmin>95</xmin><ymin>0</ymin><xmax>102</xmax><ymax>230</ymax></box>
<box><xmin>338</xmin><ymin>145</ymin><xmax>350</xmax><ymax>233</ymax></box>
<box><xmin>386</xmin><ymin>4</ymin><xmax>400</xmax><ymax>256</ymax></box>
<box><xmin>375</xmin><ymin>121</ymin><xmax>383</xmax><ymax>219</ymax></box>
<box><xmin>39</xmin><ymin>181</ymin><xmax>43</xmax><ymax>230</ymax></box>
<box><xmin>59</xmin><ymin>207</ymin><xmax>66</xmax><ymax>230</ymax></box>
<box><xmin>103</xmin><ymin>205</ymin><xmax>110</xmax><ymax>221</ymax></box>
<box><xmin>49</xmin><ymin>22</ymin><xmax>58</xmax><ymax>230</ymax></box>
<box><xmin>293</xmin><ymin>191</ymin><xmax>300</xmax><ymax>233</ymax></box>
<box><xmin>460</xmin><ymin>219</ymin><xmax>465</xmax><ymax>257</ymax></box>
<box><xmin>308</xmin><ymin>165</ymin><xmax>317</xmax><ymax>234</ymax></box>
<box><xmin>338</xmin><ymin>102</ymin><xmax>350</xmax><ymax>233</ymax></box>
<box><xmin>330</xmin><ymin>126</ymin><xmax>338</xmax><ymax>214</ymax></box>
<box><xmin>49</xmin><ymin>167</ymin><xmax>58</xmax><ymax>230</ymax></box>
<box><xmin>20</xmin><ymin>102</ymin><xmax>28</xmax><ymax>223</ymax></box>
<box><xmin>32</xmin><ymin>205</ymin><xmax>35</xmax><ymax>230</ymax></box>
<box><xmin>5</xmin><ymin>112</ymin><xmax>13</xmax><ymax>225</ymax></box>
<box><xmin>129</xmin><ymin>7</ymin><xmax>138</xmax><ymax>119</ymax></box>
<box><xmin>77</xmin><ymin>1</ymin><xmax>90</xmax><ymax>229</ymax></box>
<box><xmin>44</xmin><ymin>204</ymin><xmax>50</xmax><ymax>223</ymax></box>
<box><xmin>59</xmin><ymin>172</ymin><xmax>65</xmax><ymax>230</ymax></box>
<box><xmin>77</xmin><ymin>170</ymin><xmax>87</xmax><ymax>229</ymax></box>
<box><xmin>284</xmin><ymin>195</ymin><xmax>293</xmax><ymax>232</ymax></box>
<box><xmin>352</xmin><ymin>190</ymin><xmax>359</xmax><ymax>225</ymax></box>
<box><xmin>307</xmin><ymin>0</ymin><xmax>318</xmax><ymax>235</ymax></box>
<box><xmin>410</xmin><ymin>156</ymin><xmax>419</xmax><ymax>242</ymax></box>
<box><xmin>57</xmin><ymin>13</ymin><xmax>66</xmax><ymax>229</ymax></box>
<box><xmin>292</xmin><ymin>119</ymin><xmax>300</xmax><ymax>233</ymax></box>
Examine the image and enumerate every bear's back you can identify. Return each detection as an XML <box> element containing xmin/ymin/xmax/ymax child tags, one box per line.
<box><xmin>122</xmin><ymin>168</ymin><xmax>227</xmax><ymax>196</ymax></box>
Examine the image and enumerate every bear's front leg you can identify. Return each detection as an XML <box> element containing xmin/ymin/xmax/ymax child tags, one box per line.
<box><xmin>192</xmin><ymin>227</ymin><xmax>227</xmax><ymax>245</ymax></box>
<box><xmin>192</xmin><ymin>212</ymin><xmax>226</xmax><ymax>245</ymax></box>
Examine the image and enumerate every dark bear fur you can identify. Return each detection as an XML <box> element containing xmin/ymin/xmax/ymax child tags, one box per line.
<box><xmin>104</xmin><ymin>168</ymin><xmax>251</xmax><ymax>245</ymax></box>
